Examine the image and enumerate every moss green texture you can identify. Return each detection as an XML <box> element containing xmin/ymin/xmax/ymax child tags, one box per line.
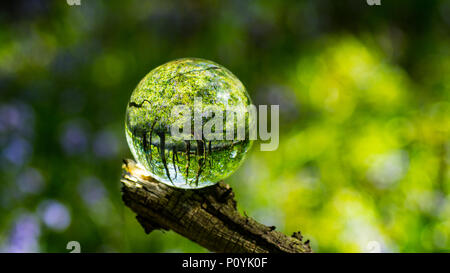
<box><xmin>125</xmin><ymin>58</ymin><xmax>253</xmax><ymax>189</ymax></box>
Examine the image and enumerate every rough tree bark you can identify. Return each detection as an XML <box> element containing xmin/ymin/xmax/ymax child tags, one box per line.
<box><xmin>120</xmin><ymin>159</ymin><xmax>312</xmax><ymax>253</ymax></box>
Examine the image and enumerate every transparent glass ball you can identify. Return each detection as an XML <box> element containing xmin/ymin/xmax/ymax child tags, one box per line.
<box><xmin>125</xmin><ymin>58</ymin><xmax>253</xmax><ymax>189</ymax></box>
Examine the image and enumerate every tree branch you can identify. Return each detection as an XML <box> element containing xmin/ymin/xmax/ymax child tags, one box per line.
<box><xmin>120</xmin><ymin>159</ymin><xmax>312</xmax><ymax>253</ymax></box>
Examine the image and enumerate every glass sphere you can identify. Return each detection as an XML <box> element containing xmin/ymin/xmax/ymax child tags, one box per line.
<box><xmin>125</xmin><ymin>58</ymin><xmax>253</xmax><ymax>189</ymax></box>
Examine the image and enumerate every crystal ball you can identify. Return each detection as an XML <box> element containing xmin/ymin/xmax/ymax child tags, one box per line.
<box><xmin>125</xmin><ymin>58</ymin><xmax>253</xmax><ymax>189</ymax></box>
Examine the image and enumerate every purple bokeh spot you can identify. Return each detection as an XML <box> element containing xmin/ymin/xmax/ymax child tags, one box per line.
<box><xmin>3</xmin><ymin>138</ymin><xmax>32</xmax><ymax>166</ymax></box>
<box><xmin>17</xmin><ymin>168</ymin><xmax>45</xmax><ymax>195</ymax></box>
<box><xmin>60</xmin><ymin>123</ymin><xmax>88</xmax><ymax>155</ymax></box>
<box><xmin>0</xmin><ymin>102</ymin><xmax>35</xmax><ymax>136</ymax></box>
<box><xmin>78</xmin><ymin>177</ymin><xmax>106</xmax><ymax>206</ymax></box>
<box><xmin>40</xmin><ymin>201</ymin><xmax>71</xmax><ymax>231</ymax></box>
<box><xmin>93</xmin><ymin>131</ymin><xmax>119</xmax><ymax>158</ymax></box>
<box><xmin>2</xmin><ymin>214</ymin><xmax>40</xmax><ymax>253</ymax></box>
<box><xmin>0</xmin><ymin>105</ymin><xmax>20</xmax><ymax>130</ymax></box>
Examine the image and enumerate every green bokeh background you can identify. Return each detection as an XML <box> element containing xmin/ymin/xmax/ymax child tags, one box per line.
<box><xmin>0</xmin><ymin>0</ymin><xmax>449</xmax><ymax>253</ymax></box>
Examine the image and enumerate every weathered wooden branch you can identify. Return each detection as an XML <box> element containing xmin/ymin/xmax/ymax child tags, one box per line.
<box><xmin>120</xmin><ymin>159</ymin><xmax>312</xmax><ymax>253</ymax></box>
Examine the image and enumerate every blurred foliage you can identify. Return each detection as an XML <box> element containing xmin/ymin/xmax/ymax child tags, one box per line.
<box><xmin>0</xmin><ymin>0</ymin><xmax>449</xmax><ymax>252</ymax></box>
